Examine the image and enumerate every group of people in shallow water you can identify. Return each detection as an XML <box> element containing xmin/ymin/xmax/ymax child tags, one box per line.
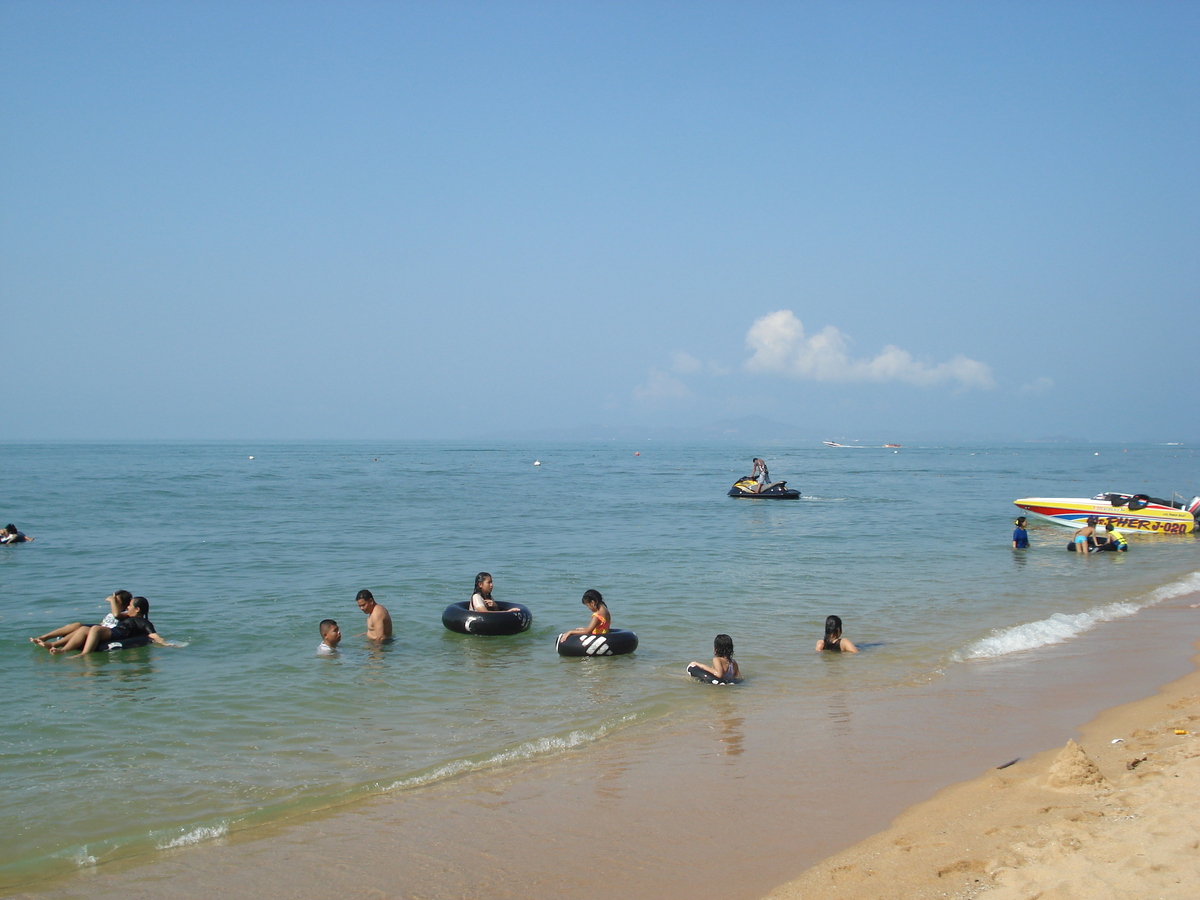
<box><xmin>29</xmin><ymin>574</ymin><xmax>859</xmax><ymax>674</ymax></box>
<box><xmin>29</xmin><ymin>590</ymin><xmax>169</xmax><ymax>656</ymax></box>
<box><xmin>311</xmin><ymin>574</ymin><xmax>860</xmax><ymax>683</ymax></box>
<box><xmin>1011</xmin><ymin>516</ymin><xmax>1128</xmax><ymax>553</ymax></box>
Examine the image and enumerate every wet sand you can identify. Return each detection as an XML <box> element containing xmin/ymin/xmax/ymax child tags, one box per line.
<box><xmin>9</xmin><ymin>594</ymin><xmax>1199</xmax><ymax>900</ymax></box>
<box><xmin>767</xmin><ymin>633</ymin><xmax>1200</xmax><ymax>899</ymax></box>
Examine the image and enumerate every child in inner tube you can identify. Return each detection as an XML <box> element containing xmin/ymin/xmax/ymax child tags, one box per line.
<box><xmin>469</xmin><ymin>572</ymin><xmax>510</xmax><ymax>612</ymax></box>
<box><xmin>557</xmin><ymin>589</ymin><xmax>611</xmax><ymax>645</ymax></box>
<box><xmin>816</xmin><ymin>615</ymin><xmax>858</xmax><ymax>653</ymax></box>
<box><xmin>690</xmin><ymin>633</ymin><xmax>741</xmax><ymax>681</ymax></box>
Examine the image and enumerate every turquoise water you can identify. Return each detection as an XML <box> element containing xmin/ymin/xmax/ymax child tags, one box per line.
<box><xmin>1</xmin><ymin>441</ymin><xmax>1197</xmax><ymax>889</ymax></box>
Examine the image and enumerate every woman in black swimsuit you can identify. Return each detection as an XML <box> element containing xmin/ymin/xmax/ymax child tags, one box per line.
<box><xmin>816</xmin><ymin>615</ymin><xmax>858</xmax><ymax>653</ymax></box>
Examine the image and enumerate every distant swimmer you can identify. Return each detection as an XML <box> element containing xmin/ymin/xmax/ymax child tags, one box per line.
<box><xmin>557</xmin><ymin>589</ymin><xmax>611</xmax><ymax>646</ymax></box>
<box><xmin>689</xmin><ymin>633</ymin><xmax>742</xmax><ymax>682</ymax></box>
<box><xmin>816</xmin><ymin>615</ymin><xmax>858</xmax><ymax>653</ymax></box>
<box><xmin>356</xmin><ymin>589</ymin><xmax>392</xmax><ymax>641</ymax></box>
<box><xmin>31</xmin><ymin>590</ymin><xmax>133</xmax><ymax>649</ymax></box>
<box><xmin>1012</xmin><ymin>517</ymin><xmax>1029</xmax><ymax>549</ymax></box>
<box><xmin>1</xmin><ymin>524</ymin><xmax>33</xmax><ymax>544</ymax></box>
<box><xmin>317</xmin><ymin>619</ymin><xmax>341</xmax><ymax>655</ymax></box>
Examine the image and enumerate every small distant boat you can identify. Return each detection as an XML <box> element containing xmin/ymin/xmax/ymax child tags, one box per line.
<box><xmin>822</xmin><ymin>441</ymin><xmax>867</xmax><ymax>448</ymax></box>
<box><xmin>883</xmin><ymin>443</ymin><xmax>902</xmax><ymax>449</ymax></box>
<box><xmin>1014</xmin><ymin>493</ymin><xmax>1200</xmax><ymax>535</ymax></box>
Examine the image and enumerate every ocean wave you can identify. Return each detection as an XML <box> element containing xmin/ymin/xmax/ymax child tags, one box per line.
<box><xmin>384</xmin><ymin>716</ymin><xmax>637</xmax><ymax>792</ymax></box>
<box><xmin>156</xmin><ymin>823</ymin><xmax>228</xmax><ymax>850</ymax></box>
<box><xmin>956</xmin><ymin>570</ymin><xmax>1200</xmax><ymax>660</ymax></box>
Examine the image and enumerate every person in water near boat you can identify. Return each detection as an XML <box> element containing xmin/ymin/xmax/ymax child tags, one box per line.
<box><xmin>48</xmin><ymin>596</ymin><xmax>170</xmax><ymax>656</ymax></box>
<box><xmin>689</xmin><ymin>633</ymin><xmax>741</xmax><ymax>682</ymax></box>
<box><xmin>1</xmin><ymin>524</ymin><xmax>33</xmax><ymax>544</ymax></box>
<box><xmin>816</xmin><ymin>615</ymin><xmax>858</xmax><ymax>653</ymax></box>
<box><xmin>1095</xmin><ymin>523</ymin><xmax>1129</xmax><ymax>552</ymax></box>
<box><xmin>317</xmin><ymin>619</ymin><xmax>341</xmax><ymax>655</ymax></box>
<box><xmin>30</xmin><ymin>590</ymin><xmax>134</xmax><ymax>649</ymax></box>
<box><xmin>1012</xmin><ymin>517</ymin><xmax>1029</xmax><ymax>549</ymax></box>
<box><xmin>1071</xmin><ymin>517</ymin><xmax>1099</xmax><ymax>553</ymax></box>
<box><xmin>469</xmin><ymin>572</ymin><xmax>511</xmax><ymax>612</ymax></box>
<box><xmin>557</xmin><ymin>589</ymin><xmax>611</xmax><ymax>644</ymax></box>
<box><xmin>355</xmin><ymin>589</ymin><xmax>392</xmax><ymax>641</ymax></box>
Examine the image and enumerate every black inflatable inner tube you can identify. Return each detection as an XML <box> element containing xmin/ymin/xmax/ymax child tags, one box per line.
<box><xmin>687</xmin><ymin>663</ymin><xmax>742</xmax><ymax>684</ymax></box>
<box><xmin>557</xmin><ymin>630</ymin><xmax>638</xmax><ymax>657</ymax></box>
<box><xmin>105</xmin><ymin>635</ymin><xmax>150</xmax><ymax>652</ymax></box>
<box><xmin>442</xmin><ymin>601</ymin><xmax>532</xmax><ymax>635</ymax></box>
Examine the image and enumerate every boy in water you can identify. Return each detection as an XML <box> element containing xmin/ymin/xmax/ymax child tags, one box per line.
<box><xmin>317</xmin><ymin>619</ymin><xmax>341</xmax><ymax>655</ymax></box>
<box><xmin>355</xmin><ymin>589</ymin><xmax>393</xmax><ymax>642</ymax></box>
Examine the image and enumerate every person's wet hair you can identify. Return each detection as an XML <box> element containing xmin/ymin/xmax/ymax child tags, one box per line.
<box><xmin>114</xmin><ymin>589</ymin><xmax>133</xmax><ymax>606</ymax></box>
<box><xmin>582</xmin><ymin>588</ymin><xmax>605</xmax><ymax>608</ymax></box>
<box><xmin>474</xmin><ymin>572</ymin><xmax>492</xmax><ymax>599</ymax></box>
<box><xmin>824</xmin><ymin>615</ymin><xmax>843</xmax><ymax>643</ymax></box>
<box><xmin>714</xmin><ymin>633</ymin><xmax>734</xmax><ymax>659</ymax></box>
<box><xmin>132</xmin><ymin>597</ymin><xmax>150</xmax><ymax>617</ymax></box>
<box><xmin>356</xmin><ymin>589</ymin><xmax>374</xmax><ymax>602</ymax></box>
<box><xmin>319</xmin><ymin>619</ymin><xmax>338</xmax><ymax>637</ymax></box>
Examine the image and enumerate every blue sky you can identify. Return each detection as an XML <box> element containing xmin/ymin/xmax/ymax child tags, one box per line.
<box><xmin>2</xmin><ymin>2</ymin><xmax>1197</xmax><ymax>441</ymax></box>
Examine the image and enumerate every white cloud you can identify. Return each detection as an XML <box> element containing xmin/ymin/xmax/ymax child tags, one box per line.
<box><xmin>633</xmin><ymin>369</ymin><xmax>691</xmax><ymax>404</ymax></box>
<box><xmin>1019</xmin><ymin>376</ymin><xmax>1054</xmax><ymax>395</ymax></box>
<box><xmin>671</xmin><ymin>351</ymin><xmax>703</xmax><ymax>374</ymax></box>
<box><xmin>744</xmin><ymin>310</ymin><xmax>994</xmax><ymax>390</ymax></box>
<box><xmin>671</xmin><ymin>351</ymin><xmax>731</xmax><ymax>376</ymax></box>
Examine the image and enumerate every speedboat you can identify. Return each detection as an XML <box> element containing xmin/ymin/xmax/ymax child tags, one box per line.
<box><xmin>728</xmin><ymin>477</ymin><xmax>800</xmax><ymax>500</ymax></box>
<box><xmin>1014</xmin><ymin>493</ymin><xmax>1200</xmax><ymax>535</ymax></box>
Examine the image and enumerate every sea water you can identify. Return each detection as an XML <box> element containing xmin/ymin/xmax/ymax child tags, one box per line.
<box><xmin>1</xmin><ymin>441</ymin><xmax>1197</xmax><ymax>890</ymax></box>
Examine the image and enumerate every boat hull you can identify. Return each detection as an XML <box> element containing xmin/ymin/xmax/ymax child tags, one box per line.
<box><xmin>1013</xmin><ymin>497</ymin><xmax>1195</xmax><ymax>535</ymax></box>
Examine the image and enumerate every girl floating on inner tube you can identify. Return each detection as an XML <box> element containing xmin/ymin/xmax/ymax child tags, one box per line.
<box><xmin>556</xmin><ymin>589</ymin><xmax>611</xmax><ymax>644</ymax></box>
<box><xmin>469</xmin><ymin>572</ymin><xmax>506</xmax><ymax>612</ymax></box>
<box><xmin>816</xmin><ymin>615</ymin><xmax>858</xmax><ymax>653</ymax></box>
<box><xmin>689</xmin><ymin>633</ymin><xmax>741</xmax><ymax>682</ymax></box>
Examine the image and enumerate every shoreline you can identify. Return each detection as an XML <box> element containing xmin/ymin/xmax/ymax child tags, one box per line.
<box><xmin>8</xmin><ymin>588</ymin><xmax>1200</xmax><ymax>900</ymax></box>
<box><xmin>766</xmin><ymin>630</ymin><xmax>1200</xmax><ymax>899</ymax></box>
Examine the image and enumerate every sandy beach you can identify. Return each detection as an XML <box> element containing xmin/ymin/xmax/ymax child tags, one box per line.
<box><xmin>767</xmin><ymin>639</ymin><xmax>1200</xmax><ymax>900</ymax></box>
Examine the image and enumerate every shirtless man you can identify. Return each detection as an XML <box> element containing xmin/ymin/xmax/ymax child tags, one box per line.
<box><xmin>356</xmin><ymin>589</ymin><xmax>393</xmax><ymax>642</ymax></box>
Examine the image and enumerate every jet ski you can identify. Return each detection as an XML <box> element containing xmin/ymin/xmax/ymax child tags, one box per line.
<box><xmin>728</xmin><ymin>477</ymin><xmax>800</xmax><ymax>500</ymax></box>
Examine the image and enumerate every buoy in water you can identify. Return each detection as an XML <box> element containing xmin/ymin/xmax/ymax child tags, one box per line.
<box><xmin>533</xmin><ymin>460</ymin><xmax>541</xmax><ymax>466</ymax></box>
<box><xmin>248</xmin><ymin>456</ymin><xmax>254</xmax><ymax>460</ymax></box>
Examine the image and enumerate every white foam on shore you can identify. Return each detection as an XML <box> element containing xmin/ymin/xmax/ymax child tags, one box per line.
<box><xmin>72</xmin><ymin>849</ymin><xmax>97</xmax><ymax>868</ymax></box>
<box><xmin>156</xmin><ymin>823</ymin><xmax>228</xmax><ymax>849</ymax></box>
<box><xmin>384</xmin><ymin>716</ymin><xmax>637</xmax><ymax>793</ymax></box>
<box><xmin>957</xmin><ymin>570</ymin><xmax>1200</xmax><ymax>661</ymax></box>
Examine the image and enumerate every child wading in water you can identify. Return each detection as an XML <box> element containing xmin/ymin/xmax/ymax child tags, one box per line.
<box><xmin>1012</xmin><ymin>516</ymin><xmax>1029</xmax><ymax>549</ymax></box>
<box><xmin>557</xmin><ymin>589</ymin><xmax>611</xmax><ymax>644</ymax></box>
<box><xmin>816</xmin><ymin>615</ymin><xmax>858</xmax><ymax>653</ymax></box>
<box><xmin>690</xmin><ymin>633</ymin><xmax>741</xmax><ymax>682</ymax></box>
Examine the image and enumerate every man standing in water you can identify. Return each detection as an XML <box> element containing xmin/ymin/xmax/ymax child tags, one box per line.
<box><xmin>355</xmin><ymin>589</ymin><xmax>393</xmax><ymax>642</ymax></box>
